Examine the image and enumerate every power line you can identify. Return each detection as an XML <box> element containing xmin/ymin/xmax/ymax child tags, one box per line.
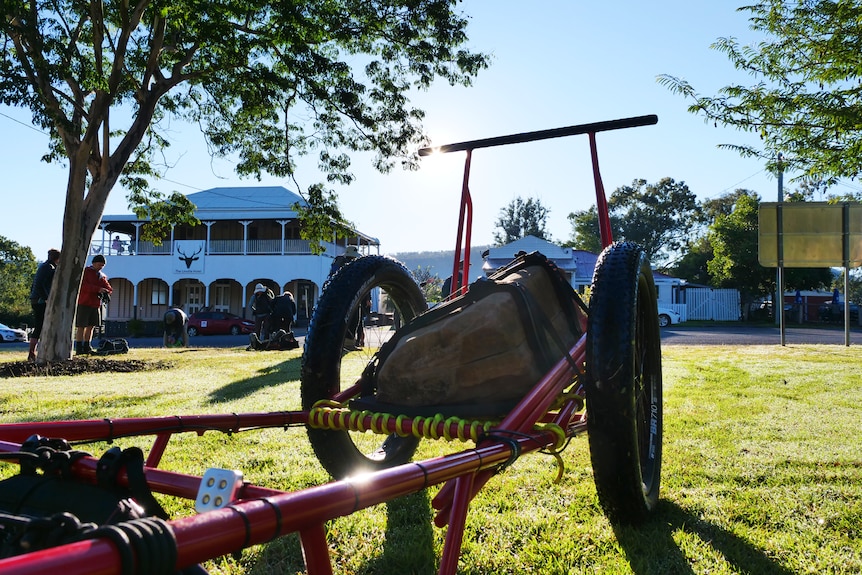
<box><xmin>0</xmin><ymin>110</ymin><xmax>275</xmax><ymax>195</ymax></box>
<box><xmin>717</xmin><ymin>168</ymin><xmax>767</xmax><ymax>196</ymax></box>
<box><xmin>0</xmin><ymin>110</ymin><xmax>46</xmax><ymax>134</ymax></box>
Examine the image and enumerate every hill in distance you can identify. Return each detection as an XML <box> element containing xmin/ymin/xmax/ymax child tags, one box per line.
<box><xmin>387</xmin><ymin>245</ymin><xmax>491</xmax><ymax>282</ymax></box>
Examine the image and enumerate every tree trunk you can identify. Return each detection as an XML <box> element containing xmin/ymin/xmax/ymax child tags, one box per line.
<box><xmin>36</xmin><ymin>155</ymin><xmax>112</xmax><ymax>363</ymax></box>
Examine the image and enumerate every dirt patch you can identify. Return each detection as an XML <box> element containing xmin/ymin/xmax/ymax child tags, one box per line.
<box><xmin>0</xmin><ymin>358</ymin><xmax>173</xmax><ymax>378</ymax></box>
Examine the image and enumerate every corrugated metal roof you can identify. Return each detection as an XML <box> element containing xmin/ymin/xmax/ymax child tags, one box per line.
<box><xmin>483</xmin><ymin>235</ymin><xmax>577</xmax><ymax>272</ymax></box>
<box><xmin>486</xmin><ymin>235</ymin><xmax>572</xmax><ymax>260</ymax></box>
<box><xmin>187</xmin><ymin>186</ymin><xmax>306</xmax><ymax>213</ymax></box>
<box><xmin>100</xmin><ymin>186</ymin><xmax>306</xmax><ymax>221</ymax></box>
<box><xmin>102</xmin><ymin>186</ymin><xmax>305</xmax><ymax>222</ymax></box>
<box><xmin>98</xmin><ymin>185</ymin><xmax>379</xmax><ymax>244</ymax></box>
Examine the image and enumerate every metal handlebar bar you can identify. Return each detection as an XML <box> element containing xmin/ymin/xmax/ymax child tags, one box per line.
<box><xmin>418</xmin><ymin>114</ymin><xmax>658</xmax><ymax>156</ymax></box>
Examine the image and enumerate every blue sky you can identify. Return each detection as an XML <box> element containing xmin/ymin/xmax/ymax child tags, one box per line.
<box><xmin>4</xmin><ymin>1</ymin><xmax>856</xmax><ymax>261</ymax></box>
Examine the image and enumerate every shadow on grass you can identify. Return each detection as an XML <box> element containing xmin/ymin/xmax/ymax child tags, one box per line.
<box><xmin>206</xmin><ymin>356</ymin><xmax>301</xmax><ymax>404</ymax></box>
<box><xmin>361</xmin><ymin>489</ymin><xmax>436</xmax><ymax>574</ymax></box>
<box><xmin>614</xmin><ymin>500</ymin><xmax>796</xmax><ymax>575</ymax></box>
<box><xmin>249</xmin><ymin>489</ymin><xmax>435</xmax><ymax>574</ymax></box>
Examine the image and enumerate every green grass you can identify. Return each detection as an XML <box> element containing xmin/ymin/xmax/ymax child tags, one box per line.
<box><xmin>0</xmin><ymin>344</ymin><xmax>860</xmax><ymax>574</ymax></box>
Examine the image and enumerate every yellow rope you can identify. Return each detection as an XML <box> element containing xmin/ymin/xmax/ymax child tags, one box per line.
<box><xmin>308</xmin><ymin>401</ymin><xmax>573</xmax><ymax>482</ymax></box>
<box><xmin>537</xmin><ymin>422</ymin><xmax>568</xmax><ymax>483</ymax></box>
<box><xmin>550</xmin><ymin>389</ymin><xmax>585</xmax><ymax>412</ymax></box>
<box><xmin>308</xmin><ymin>400</ymin><xmax>498</xmax><ymax>443</ymax></box>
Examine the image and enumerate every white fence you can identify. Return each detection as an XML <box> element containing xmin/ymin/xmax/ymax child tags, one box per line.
<box><xmin>684</xmin><ymin>288</ymin><xmax>741</xmax><ymax>321</ymax></box>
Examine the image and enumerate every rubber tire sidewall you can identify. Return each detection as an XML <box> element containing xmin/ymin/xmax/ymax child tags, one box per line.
<box><xmin>301</xmin><ymin>256</ymin><xmax>427</xmax><ymax>479</ymax></box>
<box><xmin>585</xmin><ymin>242</ymin><xmax>663</xmax><ymax>525</ymax></box>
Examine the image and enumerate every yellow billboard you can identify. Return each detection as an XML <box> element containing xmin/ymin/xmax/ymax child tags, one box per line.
<box><xmin>758</xmin><ymin>202</ymin><xmax>862</xmax><ymax>267</ymax></box>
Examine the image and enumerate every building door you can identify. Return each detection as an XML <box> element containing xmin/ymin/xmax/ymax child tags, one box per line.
<box><xmin>296</xmin><ymin>281</ymin><xmax>315</xmax><ymax>326</ymax></box>
<box><xmin>185</xmin><ymin>284</ymin><xmax>204</xmax><ymax>314</ymax></box>
<box><xmin>213</xmin><ymin>284</ymin><xmax>231</xmax><ymax>313</ymax></box>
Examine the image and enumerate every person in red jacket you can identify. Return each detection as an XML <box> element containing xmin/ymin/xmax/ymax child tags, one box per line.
<box><xmin>75</xmin><ymin>254</ymin><xmax>112</xmax><ymax>355</ymax></box>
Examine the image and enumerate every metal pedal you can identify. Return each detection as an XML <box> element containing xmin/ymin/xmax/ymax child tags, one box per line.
<box><xmin>195</xmin><ymin>468</ymin><xmax>243</xmax><ymax>513</ymax></box>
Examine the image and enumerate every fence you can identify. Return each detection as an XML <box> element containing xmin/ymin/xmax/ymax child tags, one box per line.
<box><xmin>684</xmin><ymin>288</ymin><xmax>740</xmax><ymax>321</ymax></box>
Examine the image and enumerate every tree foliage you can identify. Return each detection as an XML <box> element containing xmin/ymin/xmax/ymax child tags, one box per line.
<box><xmin>566</xmin><ymin>178</ymin><xmax>699</xmax><ymax>266</ymax></box>
<box><xmin>834</xmin><ymin>269</ymin><xmax>862</xmax><ymax>304</ymax></box>
<box><xmin>658</xmin><ymin>0</ymin><xmax>862</xmax><ymax>183</ymax></box>
<box><xmin>668</xmin><ymin>236</ymin><xmax>713</xmax><ymax>286</ymax></box>
<box><xmin>707</xmin><ymin>190</ymin><xmax>831</xmax><ymax>302</ymax></box>
<box><xmin>411</xmin><ymin>265</ymin><xmax>442</xmax><ymax>302</ymax></box>
<box><xmin>708</xmin><ymin>192</ymin><xmax>771</xmax><ymax>302</ymax></box>
<box><xmin>0</xmin><ymin>236</ymin><xmax>36</xmax><ymax>321</ymax></box>
<box><xmin>565</xmin><ymin>205</ymin><xmax>605</xmax><ymax>254</ymax></box>
<box><xmin>493</xmin><ymin>196</ymin><xmax>551</xmax><ymax>246</ymax></box>
<box><xmin>610</xmin><ymin>178</ymin><xmax>699</xmax><ymax>265</ymax></box>
<box><xmin>1</xmin><ymin>0</ymin><xmax>488</xmax><ymax>360</ymax></box>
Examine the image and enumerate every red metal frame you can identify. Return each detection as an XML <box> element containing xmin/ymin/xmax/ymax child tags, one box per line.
<box><xmin>0</xmin><ymin>115</ymin><xmax>656</xmax><ymax>574</ymax></box>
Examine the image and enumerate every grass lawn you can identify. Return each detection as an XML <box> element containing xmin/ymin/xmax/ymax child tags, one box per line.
<box><xmin>0</xmin><ymin>344</ymin><xmax>860</xmax><ymax>574</ymax></box>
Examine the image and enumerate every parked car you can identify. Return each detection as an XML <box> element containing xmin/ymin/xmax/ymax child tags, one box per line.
<box><xmin>187</xmin><ymin>311</ymin><xmax>254</xmax><ymax>336</ymax></box>
<box><xmin>0</xmin><ymin>323</ymin><xmax>28</xmax><ymax>343</ymax></box>
<box><xmin>657</xmin><ymin>307</ymin><xmax>681</xmax><ymax>328</ymax></box>
<box><xmin>817</xmin><ymin>302</ymin><xmax>859</xmax><ymax>323</ymax></box>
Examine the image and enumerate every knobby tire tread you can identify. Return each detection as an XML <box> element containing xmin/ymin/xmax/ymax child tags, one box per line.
<box><xmin>301</xmin><ymin>256</ymin><xmax>426</xmax><ymax>479</ymax></box>
<box><xmin>585</xmin><ymin>242</ymin><xmax>663</xmax><ymax>525</ymax></box>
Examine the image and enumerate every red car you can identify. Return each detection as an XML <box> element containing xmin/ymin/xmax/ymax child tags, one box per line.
<box><xmin>187</xmin><ymin>311</ymin><xmax>254</xmax><ymax>336</ymax></box>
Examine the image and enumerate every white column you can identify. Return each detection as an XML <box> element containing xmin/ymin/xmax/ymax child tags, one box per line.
<box><xmin>132</xmin><ymin>222</ymin><xmax>143</xmax><ymax>254</ymax></box>
<box><xmin>277</xmin><ymin>220</ymin><xmax>289</xmax><ymax>255</ymax></box>
<box><xmin>240</xmin><ymin>221</ymin><xmax>252</xmax><ymax>255</ymax></box>
<box><xmin>204</xmin><ymin>221</ymin><xmax>215</xmax><ymax>254</ymax></box>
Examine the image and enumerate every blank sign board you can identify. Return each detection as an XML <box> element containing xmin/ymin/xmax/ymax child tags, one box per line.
<box><xmin>758</xmin><ymin>202</ymin><xmax>862</xmax><ymax>267</ymax></box>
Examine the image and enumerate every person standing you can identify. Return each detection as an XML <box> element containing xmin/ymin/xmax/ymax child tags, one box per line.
<box><xmin>28</xmin><ymin>248</ymin><xmax>61</xmax><ymax>362</ymax></box>
<box><xmin>249</xmin><ymin>283</ymin><xmax>274</xmax><ymax>339</ymax></box>
<box><xmin>329</xmin><ymin>245</ymin><xmax>361</xmax><ymax>276</ymax></box>
<box><xmin>75</xmin><ymin>254</ymin><xmax>112</xmax><ymax>355</ymax></box>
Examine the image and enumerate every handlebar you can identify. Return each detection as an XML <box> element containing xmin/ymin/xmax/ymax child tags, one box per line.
<box><xmin>418</xmin><ymin>114</ymin><xmax>658</xmax><ymax>156</ymax></box>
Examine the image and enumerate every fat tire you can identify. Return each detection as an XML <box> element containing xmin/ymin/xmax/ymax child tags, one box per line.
<box><xmin>585</xmin><ymin>242</ymin><xmax>663</xmax><ymax>524</ymax></box>
<box><xmin>301</xmin><ymin>256</ymin><xmax>427</xmax><ymax>478</ymax></box>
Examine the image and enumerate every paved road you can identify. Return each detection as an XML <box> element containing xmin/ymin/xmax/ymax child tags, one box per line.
<box><xmin>172</xmin><ymin>325</ymin><xmax>861</xmax><ymax>347</ymax></box>
<box><xmin>4</xmin><ymin>324</ymin><xmax>859</xmax><ymax>357</ymax></box>
<box><xmin>660</xmin><ymin>324</ymin><xmax>862</xmax><ymax>346</ymax></box>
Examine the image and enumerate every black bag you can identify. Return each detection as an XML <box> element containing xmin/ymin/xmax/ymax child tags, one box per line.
<box><xmin>96</xmin><ymin>338</ymin><xmax>129</xmax><ymax>355</ymax></box>
<box><xmin>0</xmin><ymin>435</ymin><xmax>167</xmax><ymax>558</ymax></box>
<box><xmin>366</xmin><ymin>252</ymin><xmax>588</xmax><ymax>417</ymax></box>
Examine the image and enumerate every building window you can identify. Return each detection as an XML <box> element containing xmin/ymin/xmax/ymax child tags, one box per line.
<box><xmin>152</xmin><ymin>283</ymin><xmax>167</xmax><ymax>305</ymax></box>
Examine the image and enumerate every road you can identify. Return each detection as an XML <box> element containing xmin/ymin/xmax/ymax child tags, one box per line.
<box><xmin>4</xmin><ymin>324</ymin><xmax>861</xmax><ymax>358</ymax></box>
<box><xmin>139</xmin><ymin>324</ymin><xmax>862</xmax><ymax>348</ymax></box>
<box><xmin>659</xmin><ymin>324</ymin><xmax>862</xmax><ymax>346</ymax></box>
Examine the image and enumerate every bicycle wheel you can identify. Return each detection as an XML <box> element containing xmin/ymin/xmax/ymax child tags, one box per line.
<box><xmin>301</xmin><ymin>255</ymin><xmax>427</xmax><ymax>479</ymax></box>
<box><xmin>585</xmin><ymin>242</ymin><xmax>662</xmax><ymax>524</ymax></box>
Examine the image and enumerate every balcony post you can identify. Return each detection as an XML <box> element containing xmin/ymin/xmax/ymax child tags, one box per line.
<box><xmin>240</xmin><ymin>221</ymin><xmax>252</xmax><ymax>256</ymax></box>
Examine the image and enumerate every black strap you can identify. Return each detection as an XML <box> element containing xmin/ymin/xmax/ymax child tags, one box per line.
<box><xmin>97</xmin><ymin>447</ymin><xmax>168</xmax><ymax>520</ymax></box>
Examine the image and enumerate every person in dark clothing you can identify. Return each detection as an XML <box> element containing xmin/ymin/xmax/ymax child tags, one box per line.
<box><xmin>28</xmin><ymin>248</ymin><xmax>60</xmax><ymax>362</ymax></box>
<box><xmin>163</xmin><ymin>308</ymin><xmax>189</xmax><ymax>347</ymax></box>
<box><xmin>354</xmin><ymin>292</ymin><xmax>372</xmax><ymax>347</ymax></box>
<box><xmin>249</xmin><ymin>283</ymin><xmax>275</xmax><ymax>339</ymax></box>
<box><xmin>328</xmin><ymin>245</ymin><xmax>361</xmax><ymax>276</ymax></box>
<box><xmin>441</xmin><ymin>268</ymin><xmax>464</xmax><ymax>300</ymax></box>
<box><xmin>271</xmin><ymin>291</ymin><xmax>297</xmax><ymax>334</ymax></box>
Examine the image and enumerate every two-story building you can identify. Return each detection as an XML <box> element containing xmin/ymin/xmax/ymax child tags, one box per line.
<box><xmin>92</xmin><ymin>186</ymin><xmax>378</xmax><ymax>335</ymax></box>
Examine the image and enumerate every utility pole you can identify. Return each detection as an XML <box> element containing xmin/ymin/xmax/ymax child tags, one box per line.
<box><xmin>776</xmin><ymin>153</ymin><xmax>785</xmax><ymax>346</ymax></box>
